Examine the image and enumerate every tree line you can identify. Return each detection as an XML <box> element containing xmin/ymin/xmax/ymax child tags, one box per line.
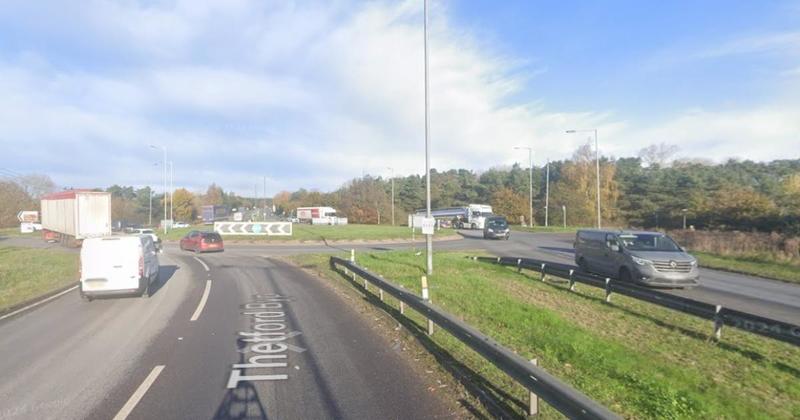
<box><xmin>273</xmin><ymin>143</ymin><xmax>800</xmax><ymax>234</ymax></box>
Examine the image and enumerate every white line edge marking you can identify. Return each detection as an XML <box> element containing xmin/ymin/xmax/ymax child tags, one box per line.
<box><xmin>190</xmin><ymin>280</ymin><xmax>212</xmax><ymax>321</ymax></box>
<box><xmin>112</xmin><ymin>365</ymin><xmax>165</xmax><ymax>420</ymax></box>
<box><xmin>0</xmin><ymin>285</ymin><xmax>79</xmax><ymax>322</ymax></box>
<box><xmin>193</xmin><ymin>256</ymin><xmax>210</xmax><ymax>271</ymax></box>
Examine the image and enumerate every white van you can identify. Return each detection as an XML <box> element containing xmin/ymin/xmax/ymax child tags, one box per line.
<box><xmin>79</xmin><ymin>235</ymin><xmax>160</xmax><ymax>300</ymax></box>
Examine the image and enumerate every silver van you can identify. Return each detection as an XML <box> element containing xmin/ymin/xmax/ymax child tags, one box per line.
<box><xmin>574</xmin><ymin>230</ymin><xmax>699</xmax><ymax>288</ymax></box>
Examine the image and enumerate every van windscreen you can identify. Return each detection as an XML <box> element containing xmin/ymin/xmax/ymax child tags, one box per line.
<box><xmin>619</xmin><ymin>234</ymin><xmax>681</xmax><ymax>252</ymax></box>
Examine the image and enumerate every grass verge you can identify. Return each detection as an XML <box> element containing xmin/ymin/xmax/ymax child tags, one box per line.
<box><xmin>161</xmin><ymin>223</ymin><xmax>456</xmax><ymax>242</ymax></box>
<box><xmin>292</xmin><ymin>249</ymin><xmax>800</xmax><ymax>419</ymax></box>
<box><xmin>694</xmin><ymin>251</ymin><xmax>800</xmax><ymax>285</ymax></box>
<box><xmin>0</xmin><ymin>247</ymin><xmax>79</xmax><ymax>313</ymax></box>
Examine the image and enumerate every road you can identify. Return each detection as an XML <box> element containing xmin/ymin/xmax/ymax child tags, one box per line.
<box><xmin>0</xmin><ymin>250</ymin><xmax>458</xmax><ymax>419</ymax></box>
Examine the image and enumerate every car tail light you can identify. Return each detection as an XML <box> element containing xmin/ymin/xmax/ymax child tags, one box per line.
<box><xmin>139</xmin><ymin>255</ymin><xmax>144</xmax><ymax>277</ymax></box>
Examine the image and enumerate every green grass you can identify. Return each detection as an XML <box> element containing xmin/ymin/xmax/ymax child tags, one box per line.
<box><xmin>294</xmin><ymin>249</ymin><xmax>800</xmax><ymax>419</ymax></box>
<box><xmin>511</xmin><ymin>225</ymin><xmax>579</xmax><ymax>234</ymax></box>
<box><xmin>694</xmin><ymin>251</ymin><xmax>800</xmax><ymax>285</ymax></box>
<box><xmin>0</xmin><ymin>247</ymin><xmax>79</xmax><ymax>313</ymax></box>
<box><xmin>160</xmin><ymin>223</ymin><xmax>457</xmax><ymax>242</ymax></box>
<box><xmin>0</xmin><ymin>227</ymin><xmax>30</xmax><ymax>238</ymax></box>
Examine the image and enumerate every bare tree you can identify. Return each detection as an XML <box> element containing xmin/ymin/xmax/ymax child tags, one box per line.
<box><xmin>17</xmin><ymin>174</ymin><xmax>56</xmax><ymax>199</ymax></box>
<box><xmin>638</xmin><ymin>143</ymin><xmax>680</xmax><ymax>168</ymax></box>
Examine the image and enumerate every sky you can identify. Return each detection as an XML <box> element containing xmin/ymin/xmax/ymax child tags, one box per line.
<box><xmin>0</xmin><ymin>0</ymin><xmax>798</xmax><ymax>195</ymax></box>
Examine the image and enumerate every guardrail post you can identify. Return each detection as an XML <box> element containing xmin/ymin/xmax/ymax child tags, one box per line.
<box><xmin>496</xmin><ymin>257</ymin><xmax>501</xmax><ymax>263</ymax></box>
<box><xmin>529</xmin><ymin>358</ymin><xmax>539</xmax><ymax>416</ymax></box>
<box><xmin>363</xmin><ymin>267</ymin><xmax>369</xmax><ymax>291</ymax></box>
<box><xmin>421</xmin><ymin>276</ymin><xmax>434</xmax><ymax>336</ymax></box>
<box><xmin>604</xmin><ymin>278</ymin><xmax>612</xmax><ymax>303</ymax></box>
<box><xmin>400</xmin><ymin>301</ymin><xmax>405</xmax><ymax>314</ymax></box>
<box><xmin>379</xmin><ymin>288</ymin><xmax>384</xmax><ymax>302</ymax></box>
<box><xmin>714</xmin><ymin>305</ymin><xmax>723</xmax><ymax>340</ymax></box>
<box><xmin>540</xmin><ymin>263</ymin><xmax>546</xmax><ymax>281</ymax></box>
<box><xmin>568</xmin><ymin>269</ymin><xmax>576</xmax><ymax>292</ymax></box>
<box><xmin>517</xmin><ymin>258</ymin><xmax>522</xmax><ymax>273</ymax></box>
<box><xmin>350</xmin><ymin>249</ymin><xmax>355</xmax><ymax>263</ymax></box>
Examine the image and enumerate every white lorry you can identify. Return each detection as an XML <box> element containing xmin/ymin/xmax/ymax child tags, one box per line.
<box><xmin>41</xmin><ymin>190</ymin><xmax>112</xmax><ymax>246</ymax></box>
<box><xmin>416</xmin><ymin>203</ymin><xmax>493</xmax><ymax>229</ymax></box>
<box><xmin>296</xmin><ymin>206</ymin><xmax>348</xmax><ymax>225</ymax></box>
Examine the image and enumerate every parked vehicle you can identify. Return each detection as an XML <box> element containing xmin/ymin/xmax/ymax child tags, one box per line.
<box><xmin>130</xmin><ymin>228</ymin><xmax>161</xmax><ymax>250</ymax></box>
<box><xmin>483</xmin><ymin>216</ymin><xmax>510</xmax><ymax>240</ymax></box>
<box><xmin>41</xmin><ymin>190</ymin><xmax>112</xmax><ymax>246</ymax></box>
<box><xmin>180</xmin><ymin>231</ymin><xmax>225</xmax><ymax>253</ymax></box>
<box><xmin>79</xmin><ymin>235</ymin><xmax>160</xmax><ymax>300</ymax></box>
<box><xmin>574</xmin><ymin>229</ymin><xmax>699</xmax><ymax>288</ymax></box>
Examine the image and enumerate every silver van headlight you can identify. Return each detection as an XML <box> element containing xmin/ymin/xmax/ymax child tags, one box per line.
<box><xmin>631</xmin><ymin>255</ymin><xmax>652</xmax><ymax>266</ymax></box>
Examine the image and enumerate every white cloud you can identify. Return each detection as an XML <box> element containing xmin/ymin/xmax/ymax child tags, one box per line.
<box><xmin>0</xmin><ymin>0</ymin><xmax>797</xmax><ymax>195</ymax></box>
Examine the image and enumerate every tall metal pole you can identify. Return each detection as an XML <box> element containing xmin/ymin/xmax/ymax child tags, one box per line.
<box><xmin>562</xmin><ymin>205</ymin><xmax>566</xmax><ymax>228</ymax></box>
<box><xmin>424</xmin><ymin>0</ymin><xmax>433</xmax><ymax>275</ymax></box>
<box><xmin>545</xmin><ymin>160</ymin><xmax>550</xmax><ymax>227</ymax></box>
<box><xmin>388</xmin><ymin>167</ymin><xmax>395</xmax><ymax>226</ymax></box>
<box><xmin>264</xmin><ymin>176</ymin><xmax>267</xmax><ymax>221</ymax></box>
<box><xmin>594</xmin><ymin>129</ymin><xmax>601</xmax><ymax>229</ymax></box>
<box><xmin>169</xmin><ymin>161</ymin><xmax>173</xmax><ymax>225</ymax></box>
<box><xmin>528</xmin><ymin>149</ymin><xmax>533</xmax><ymax>227</ymax></box>
<box><xmin>161</xmin><ymin>147</ymin><xmax>167</xmax><ymax>234</ymax></box>
<box><xmin>148</xmin><ymin>188</ymin><xmax>153</xmax><ymax>226</ymax></box>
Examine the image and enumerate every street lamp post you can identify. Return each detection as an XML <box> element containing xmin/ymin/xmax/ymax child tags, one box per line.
<box><xmin>387</xmin><ymin>167</ymin><xmax>395</xmax><ymax>226</ymax></box>
<box><xmin>423</xmin><ymin>0</ymin><xmax>432</xmax><ymax>275</ymax></box>
<box><xmin>562</xmin><ymin>205</ymin><xmax>567</xmax><ymax>228</ymax></box>
<box><xmin>148</xmin><ymin>188</ymin><xmax>153</xmax><ymax>227</ymax></box>
<box><xmin>168</xmin><ymin>161</ymin><xmax>173</xmax><ymax>225</ymax></box>
<box><xmin>566</xmin><ymin>129</ymin><xmax>601</xmax><ymax>228</ymax></box>
<box><xmin>149</xmin><ymin>145</ymin><xmax>167</xmax><ymax>234</ymax></box>
<box><xmin>682</xmin><ymin>208</ymin><xmax>688</xmax><ymax>230</ymax></box>
<box><xmin>514</xmin><ymin>146</ymin><xmax>533</xmax><ymax>227</ymax></box>
<box><xmin>545</xmin><ymin>160</ymin><xmax>550</xmax><ymax>227</ymax></box>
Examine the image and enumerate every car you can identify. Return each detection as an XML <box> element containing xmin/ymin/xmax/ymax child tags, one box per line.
<box><xmin>180</xmin><ymin>231</ymin><xmax>225</xmax><ymax>253</ymax></box>
<box><xmin>130</xmin><ymin>228</ymin><xmax>162</xmax><ymax>250</ymax></box>
<box><xmin>79</xmin><ymin>235</ymin><xmax>160</xmax><ymax>300</ymax></box>
<box><xmin>574</xmin><ymin>229</ymin><xmax>699</xmax><ymax>288</ymax></box>
<box><xmin>483</xmin><ymin>216</ymin><xmax>510</xmax><ymax>240</ymax></box>
<box><xmin>173</xmin><ymin>222</ymin><xmax>190</xmax><ymax>228</ymax></box>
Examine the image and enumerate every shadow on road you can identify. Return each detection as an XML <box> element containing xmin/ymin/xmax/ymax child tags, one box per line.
<box><xmin>538</xmin><ymin>246</ymin><xmax>574</xmax><ymax>255</ymax></box>
<box><xmin>148</xmin><ymin>264</ymin><xmax>179</xmax><ymax>297</ymax></box>
<box><xmin>213</xmin><ymin>353</ymin><xmax>269</xmax><ymax>420</ymax></box>
<box><xmin>330</xmin><ymin>264</ymin><xmax>527</xmax><ymax>419</ymax></box>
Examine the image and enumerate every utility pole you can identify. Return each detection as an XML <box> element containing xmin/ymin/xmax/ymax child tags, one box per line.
<box><xmin>387</xmin><ymin>167</ymin><xmax>395</xmax><ymax>226</ymax></box>
<box><xmin>264</xmin><ymin>176</ymin><xmax>267</xmax><ymax>221</ymax></box>
<box><xmin>514</xmin><ymin>146</ymin><xmax>533</xmax><ymax>227</ymax></box>
<box><xmin>169</xmin><ymin>161</ymin><xmax>173</xmax><ymax>224</ymax></box>
<box><xmin>149</xmin><ymin>145</ymin><xmax>167</xmax><ymax>234</ymax></box>
<box><xmin>148</xmin><ymin>188</ymin><xmax>153</xmax><ymax>226</ymax></box>
<box><xmin>424</xmin><ymin>0</ymin><xmax>432</xmax><ymax>275</ymax></box>
<box><xmin>545</xmin><ymin>160</ymin><xmax>550</xmax><ymax>227</ymax></box>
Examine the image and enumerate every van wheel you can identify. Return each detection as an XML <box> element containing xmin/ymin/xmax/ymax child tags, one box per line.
<box><xmin>140</xmin><ymin>277</ymin><xmax>150</xmax><ymax>298</ymax></box>
<box><xmin>80</xmin><ymin>287</ymin><xmax>93</xmax><ymax>302</ymax></box>
<box><xmin>577</xmin><ymin>258</ymin><xmax>588</xmax><ymax>272</ymax></box>
<box><xmin>619</xmin><ymin>268</ymin><xmax>633</xmax><ymax>283</ymax></box>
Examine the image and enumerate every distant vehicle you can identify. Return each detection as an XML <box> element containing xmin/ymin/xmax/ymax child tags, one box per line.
<box><xmin>296</xmin><ymin>207</ymin><xmax>348</xmax><ymax>225</ymax></box>
<box><xmin>130</xmin><ymin>228</ymin><xmax>161</xmax><ymax>250</ymax></box>
<box><xmin>79</xmin><ymin>235</ymin><xmax>160</xmax><ymax>300</ymax></box>
<box><xmin>41</xmin><ymin>190</ymin><xmax>112</xmax><ymax>246</ymax></box>
<box><xmin>202</xmin><ymin>205</ymin><xmax>229</xmax><ymax>224</ymax></box>
<box><xmin>483</xmin><ymin>216</ymin><xmax>510</xmax><ymax>240</ymax></box>
<box><xmin>574</xmin><ymin>230</ymin><xmax>699</xmax><ymax>288</ymax></box>
<box><xmin>180</xmin><ymin>231</ymin><xmax>225</xmax><ymax>253</ymax></box>
<box><xmin>415</xmin><ymin>203</ymin><xmax>493</xmax><ymax>229</ymax></box>
<box><xmin>173</xmin><ymin>222</ymin><xmax>190</xmax><ymax>228</ymax></box>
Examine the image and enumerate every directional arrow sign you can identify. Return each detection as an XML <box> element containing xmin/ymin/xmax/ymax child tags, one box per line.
<box><xmin>17</xmin><ymin>211</ymin><xmax>39</xmax><ymax>223</ymax></box>
<box><xmin>215</xmin><ymin>222</ymin><xmax>292</xmax><ymax>236</ymax></box>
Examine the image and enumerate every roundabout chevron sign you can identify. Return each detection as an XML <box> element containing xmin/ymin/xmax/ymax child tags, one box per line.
<box><xmin>214</xmin><ymin>222</ymin><xmax>292</xmax><ymax>236</ymax></box>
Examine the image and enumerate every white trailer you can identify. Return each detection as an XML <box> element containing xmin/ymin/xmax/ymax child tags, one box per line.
<box><xmin>41</xmin><ymin>190</ymin><xmax>112</xmax><ymax>245</ymax></box>
<box><xmin>296</xmin><ymin>206</ymin><xmax>347</xmax><ymax>225</ymax></box>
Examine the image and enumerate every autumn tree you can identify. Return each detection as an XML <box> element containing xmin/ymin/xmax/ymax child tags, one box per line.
<box><xmin>550</xmin><ymin>142</ymin><xmax>619</xmax><ymax>227</ymax></box>
<box><xmin>172</xmin><ymin>188</ymin><xmax>196</xmax><ymax>222</ymax></box>
<box><xmin>204</xmin><ymin>183</ymin><xmax>224</xmax><ymax>206</ymax></box>
<box><xmin>0</xmin><ymin>181</ymin><xmax>36</xmax><ymax>227</ymax></box>
<box><xmin>490</xmin><ymin>187</ymin><xmax>529</xmax><ymax>225</ymax></box>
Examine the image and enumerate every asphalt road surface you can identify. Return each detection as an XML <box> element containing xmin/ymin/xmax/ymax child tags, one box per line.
<box><xmin>0</xmin><ymin>250</ymin><xmax>456</xmax><ymax>419</ymax></box>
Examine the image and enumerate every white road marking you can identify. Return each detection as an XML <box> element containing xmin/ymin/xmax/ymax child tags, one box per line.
<box><xmin>112</xmin><ymin>365</ymin><xmax>165</xmax><ymax>420</ymax></box>
<box><xmin>0</xmin><ymin>285</ymin><xmax>79</xmax><ymax>322</ymax></box>
<box><xmin>193</xmin><ymin>256</ymin><xmax>210</xmax><ymax>271</ymax></box>
<box><xmin>190</xmin><ymin>280</ymin><xmax>212</xmax><ymax>321</ymax></box>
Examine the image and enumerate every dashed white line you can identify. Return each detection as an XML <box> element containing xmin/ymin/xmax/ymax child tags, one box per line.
<box><xmin>190</xmin><ymin>280</ymin><xmax>212</xmax><ymax>321</ymax></box>
<box><xmin>112</xmin><ymin>365</ymin><xmax>165</xmax><ymax>420</ymax></box>
<box><xmin>193</xmin><ymin>256</ymin><xmax>210</xmax><ymax>271</ymax></box>
<box><xmin>0</xmin><ymin>285</ymin><xmax>79</xmax><ymax>322</ymax></box>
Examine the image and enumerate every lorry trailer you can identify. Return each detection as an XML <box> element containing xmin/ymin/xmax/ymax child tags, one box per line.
<box><xmin>41</xmin><ymin>190</ymin><xmax>112</xmax><ymax>246</ymax></box>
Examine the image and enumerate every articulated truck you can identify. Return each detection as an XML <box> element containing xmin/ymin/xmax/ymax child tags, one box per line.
<box><xmin>415</xmin><ymin>204</ymin><xmax>493</xmax><ymax>229</ymax></box>
<box><xmin>41</xmin><ymin>190</ymin><xmax>112</xmax><ymax>246</ymax></box>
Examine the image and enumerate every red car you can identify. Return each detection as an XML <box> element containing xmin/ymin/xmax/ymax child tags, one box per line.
<box><xmin>180</xmin><ymin>231</ymin><xmax>224</xmax><ymax>253</ymax></box>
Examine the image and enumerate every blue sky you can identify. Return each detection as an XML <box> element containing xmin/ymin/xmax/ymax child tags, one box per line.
<box><xmin>0</xmin><ymin>0</ymin><xmax>798</xmax><ymax>195</ymax></box>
